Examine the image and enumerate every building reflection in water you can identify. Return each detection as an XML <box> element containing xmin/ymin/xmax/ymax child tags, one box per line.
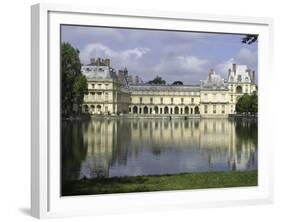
<box><xmin>61</xmin><ymin>118</ymin><xmax>257</xmax><ymax>181</ymax></box>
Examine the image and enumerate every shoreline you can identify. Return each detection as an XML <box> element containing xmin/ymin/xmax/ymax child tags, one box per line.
<box><xmin>62</xmin><ymin>114</ymin><xmax>258</xmax><ymax>121</ymax></box>
<box><xmin>62</xmin><ymin>170</ymin><xmax>257</xmax><ymax>196</ymax></box>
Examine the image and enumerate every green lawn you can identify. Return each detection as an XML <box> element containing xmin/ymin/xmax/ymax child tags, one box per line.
<box><xmin>62</xmin><ymin>171</ymin><xmax>257</xmax><ymax>196</ymax></box>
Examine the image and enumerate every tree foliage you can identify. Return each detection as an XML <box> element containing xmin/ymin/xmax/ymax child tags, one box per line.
<box><xmin>236</xmin><ymin>93</ymin><xmax>258</xmax><ymax>114</ymax></box>
<box><xmin>147</xmin><ymin>76</ymin><xmax>166</xmax><ymax>85</ymax></box>
<box><xmin>61</xmin><ymin>42</ymin><xmax>88</xmax><ymax>116</ymax></box>
<box><xmin>172</xmin><ymin>81</ymin><xmax>183</xmax><ymax>85</ymax></box>
<box><xmin>241</xmin><ymin>34</ymin><xmax>258</xmax><ymax>45</ymax></box>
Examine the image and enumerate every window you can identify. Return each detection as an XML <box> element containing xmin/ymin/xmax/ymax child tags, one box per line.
<box><xmin>98</xmin><ymin>84</ymin><xmax>102</xmax><ymax>89</ymax></box>
<box><xmin>213</xmin><ymin>105</ymin><xmax>216</xmax><ymax>114</ymax></box>
<box><xmin>90</xmin><ymin>105</ymin><xmax>95</xmax><ymax>111</ymax></box>
<box><xmin>90</xmin><ymin>92</ymin><xmax>95</xmax><ymax>100</ymax></box>
<box><xmin>204</xmin><ymin>105</ymin><xmax>208</xmax><ymax>114</ymax></box>
<box><xmin>97</xmin><ymin>92</ymin><xmax>102</xmax><ymax>100</ymax></box>
<box><xmin>105</xmin><ymin>92</ymin><xmax>108</xmax><ymax>101</ymax></box>
<box><xmin>150</xmin><ymin>97</ymin><xmax>153</xmax><ymax>104</ymax></box>
<box><xmin>236</xmin><ymin>86</ymin><xmax>243</xmax><ymax>94</ymax></box>
<box><xmin>191</xmin><ymin>98</ymin><xmax>194</xmax><ymax>103</ymax></box>
<box><xmin>238</xmin><ymin>75</ymin><xmax>242</xmax><ymax>82</ymax></box>
<box><xmin>84</xmin><ymin>105</ymin><xmax>89</xmax><ymax>112</ymax></box>
<box><xmin>105</xmin><ymin>84</ymin><xmax>109</xmax><ymax>89</ymax></box>
<box><xmin>181</xmin><ymin>98</ymin><xmax>184</xmax><ymax>104</ymax></box>
<box><xmin>91</xmin><ymin>84</ymin><xmax>95</xmax><ymax>89</ymax></box>
<box><xmin>222</xmin><ymin>105</ymin><xmax>225</xmax><ymax>114</ymax></box>
<box><xmin>140</xmin><ymin>97</ymin><xmax>142</xmax><ymax>104</ymax></box>
<box><xmin>171</xmin><ymin>98</ymin><xmax>174</xmax><ymax>104</ymax></box>
<box><xmin>160</xmin><ymin>97</ymin><xmax>163</xmax><ymax>104</ymax></box>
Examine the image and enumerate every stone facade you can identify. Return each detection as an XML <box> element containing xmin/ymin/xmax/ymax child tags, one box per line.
<box><xmin>81</xmin><ymin>59</ymin><xmax>257</xmax><ymax>117</ymax></box>
<box><xmin>81</xmin><ymin>59</ymin><xmax>130</xmax><ymax>115</ymax></box>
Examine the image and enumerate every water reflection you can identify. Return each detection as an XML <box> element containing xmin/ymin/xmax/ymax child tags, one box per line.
<box><xmin>61</xmin><ymin>118</ymin><xmax>257</xmax><ymax>181</ymax></box>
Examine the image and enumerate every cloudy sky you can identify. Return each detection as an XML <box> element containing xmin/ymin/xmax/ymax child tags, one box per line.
<box><xmin>61</xmin><ymin>25</ymin><xmax>258</xmax><ymax>84</ymax></box>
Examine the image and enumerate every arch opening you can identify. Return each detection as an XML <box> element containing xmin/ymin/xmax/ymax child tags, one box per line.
<box><xmin>236</xmin><ymin>85</ymin><xmax>243</xmax><ymax>93</ymax></box>
<box><xmin>133</xmin><ymin>106</ymin><xmax>138</xmax><ymax>114</ymax></box>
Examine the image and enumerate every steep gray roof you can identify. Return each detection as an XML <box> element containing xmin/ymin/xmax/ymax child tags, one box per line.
<box><xmin>81</xmin><ymin>65</ymin><xmax>117</xmax><ymax>80</ymax></box>
<box><xmin>227</xmin><ymin>64</ymin><xmax>254</xmax><ymax>83</ymax></box>
<box><xmin>129</xmin><ymin>84</ymin><xmax>201</xmax><ymax>92</ymax></box>
<box><xmin>201</xmin><ymin>71</ymin><xmax>228</xmax><ymax>90</ymax></box>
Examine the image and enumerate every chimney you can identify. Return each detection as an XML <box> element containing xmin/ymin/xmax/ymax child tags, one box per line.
<box><xmin>232</xmin><ymin>64</ymin><xmax>237</xmax><ymax>74</ymax></box>
<box><xmin>97</xmin><ymin>57</ymin><xmax>101</xmax><ymax>65</ymax></box>
<box><xmin>228</xmin><ymin>68</ymin><xmax>231</xmax><ymax>77</ymax></box>
<box><xmin>135</xmin><ymin>75</ymin><xmax>139</xmax><ymax>84</ymax></box>
<box><xmin>252</xmin><ymin>71</ymin><xmax>255</xmax><ymax>82</ymax></box>
<box><xmin>90</xmin><ymin>58</ymin><xmax>96</xmax><ymax>65</ymax></box>
<box><xmin>208</xmin><ymin>69</ymin><xmax>214</xmax><ymax>80</ymax></box>
<box><xmin>124</xmin><ymin>67</ymin><xmax>128</xmax><ymax>77</ymax></box>
<box><xmin>104</xmin><ymin>58</ymin><xmax>110</xmax><ymax>66</ymax></box>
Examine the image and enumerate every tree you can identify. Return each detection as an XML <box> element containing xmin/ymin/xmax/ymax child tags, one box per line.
<box><xmin>147</xmin><ymin>76</ymin><xmax>166</xmax><ymax>85</ymax></box>
<box><xmin>61</xmin><ymin>42</ymin><xmax>88</xmax><ymax>117</ymax></box>
<box><xmin>236</xmin><ymin>93</ymin><xmax>258</xmax><ymax>114</ymax></box>
<box><xmin>249</xmin><ymin>92</ymin><xmax>258</xmax><ymax>113</ymax></box>
<box><xmin>172</xmin><ymin>81</ymin><xmax>183</xmax><ymax>85</ymax></box>
<box><xmin>241</xmin><ymin>34</ymin><xmax>258</xmax><ymax>45</ymax></box>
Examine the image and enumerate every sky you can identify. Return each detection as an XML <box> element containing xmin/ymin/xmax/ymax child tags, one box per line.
<box><xmin>61</xmin><ymin>25</ymin><xmax>258</xmax><ymax>84</ymax></box>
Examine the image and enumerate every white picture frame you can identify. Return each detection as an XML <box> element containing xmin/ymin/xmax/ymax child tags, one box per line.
<box><xmin>31</xmin><ymin>3</ymin><xmax>274</xmax><ymax>219</ymax></box>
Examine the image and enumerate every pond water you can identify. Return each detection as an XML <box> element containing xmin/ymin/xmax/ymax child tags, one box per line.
<box><xmin>61</xmin><ymin>118</ymin><xmax>257</xmax><ymax>181</ymax></box>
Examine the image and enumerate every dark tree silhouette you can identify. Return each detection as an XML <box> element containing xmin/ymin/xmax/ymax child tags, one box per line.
<box><xmin>241</xmin><ymin>34</ymin><xmax>258</xmax><ymax>44</ymax></box>
<box><xmin>236</xmin><ymin>92</ymin><xmax>258</xmax><ymax>114</ymax></box>
<box><xmin>172</xmin><ymin>81</ymin><xmax>183</xmax><ymax>85</ymax></box>
<box><xmin>61</xmin><ymin>42</ymin><xmax>88</xmax><ymax>116</ymax></box>
<box><xmin>147</xmin><ymin>76</ymin><xmax>166</xmax><ymax>85</ymax></box>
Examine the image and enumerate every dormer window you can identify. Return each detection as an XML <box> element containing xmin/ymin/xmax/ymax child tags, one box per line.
<box><xmin>238</xmin><ymin>75</ymin><xmax>242</xmax><ymax>82</ymax></box>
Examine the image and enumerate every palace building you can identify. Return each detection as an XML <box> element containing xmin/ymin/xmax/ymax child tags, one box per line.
<box><xmin>81</xmin><ymin>58</ymin><xmax>257</xmax><ymax>117</ymax></box>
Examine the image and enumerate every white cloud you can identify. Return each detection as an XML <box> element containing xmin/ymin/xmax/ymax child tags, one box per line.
<box><xmin>154</xmin><ymin>56</ymin><xmax>208</xmax><ymax>75</ymax></box>
<box><xmin>216</xmin><ymin>47</ymin><xmax>257</xmax><ymax>77</ymax></box>
<box><xmin>80</xmin><ymin>43</ymin><xmax>150</xmax><ymax>66</ymax></box>
<box><xmin>236</xmin><ymin>48</ymin><xmax>257</xmax><ymax>65</ymax></box>
<box><xmin>177</xmin><ymin>56</ymin><xmax>208</xmax><ymax>73</ymax></box>
<box><xmin>216</xmin><ymin>58</ymin><xmax>235</xmax><ymax>75</ymax></box>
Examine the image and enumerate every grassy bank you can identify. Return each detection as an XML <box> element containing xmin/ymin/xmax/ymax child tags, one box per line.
<box><xmin>62</xmin><ymin>171</ymin><xmax>257</xmax><ymax>196</ymax></box>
